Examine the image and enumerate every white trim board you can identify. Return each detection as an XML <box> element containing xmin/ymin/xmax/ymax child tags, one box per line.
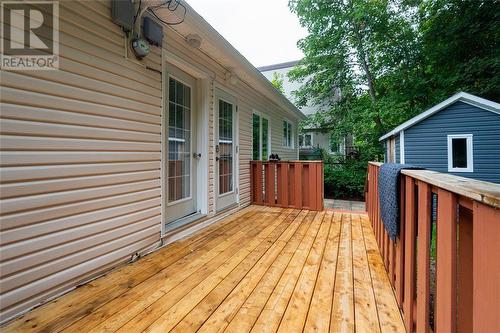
<box><xmin>400</xmin><ymin>130</ymin><xmax>405</xmax><ymax>164</ymax></box>
<box><xmin>380</xmin><ymin>92</ymin><xmax>500</xmax><ymax>141</ymax></box>
<box><xmin>213</xmin><ymin>85</ymin><xmax>240</xmax><ymax>211</ymax></box>
<box><xmin>161</xmin><ymin>51</ymin><xmax>211</xmax><ymax>236</ymax></box>
<box><xmin>447</xmin><ymin>134</ymin><xmax>474</xmax><ymax>173</ymax></box>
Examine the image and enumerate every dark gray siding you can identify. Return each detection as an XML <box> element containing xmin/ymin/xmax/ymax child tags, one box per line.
<box><xmin>404</xmin><ymin>101</ymin><xmax>500</xmax><ymax>183</ymax></box>
<box><xmin>395</xmin><ymin>135</ymin><xmax>400</xmax><ymax>163</ymax></box>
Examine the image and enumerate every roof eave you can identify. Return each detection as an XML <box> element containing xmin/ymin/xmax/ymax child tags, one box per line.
<box><xmin>160</xmin><ymin>1</ymin><xmax>306</xmax><ymax>120</ymax></box>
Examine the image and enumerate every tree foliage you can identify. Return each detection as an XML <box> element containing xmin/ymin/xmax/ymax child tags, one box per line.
<box><xmin>288</xmin><ymin>0</ymin><xmax>500</xmax><ymax>198</ymax></box>
<box><xmin>270</xmin><ymin>71</ymin><xmax>285</xmax><ymax>93</ymax></box>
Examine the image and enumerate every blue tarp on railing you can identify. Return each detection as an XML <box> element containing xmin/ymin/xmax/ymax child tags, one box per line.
<box><xmin>378</xmin><ymin>163</ymin><xmax>423</xmax><ymax>240</ymax></box>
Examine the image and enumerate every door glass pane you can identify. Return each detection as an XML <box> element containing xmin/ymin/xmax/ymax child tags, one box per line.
<box><xmin>252</xmin><ymin>114</ymin><xmax>260</xmax><ymax>160</ymax></box>
<box><xmin>219</xmin><ymin>100</ymin><xmax>233</xmax><ymax>195</ymax></box>
<box><xmin>168</xmin><ymin>77</ymin><xmax>191</xmax><ymax>202</ymax></box>
<box><xmin>262</xmin><ymin>118</ymin><xmax>269</xmax><ymax>161</ymax></box>
<box><xmin>452</xmin><ymin>138</ymin><xmax>467</xmax><ymax>168</ymax></box>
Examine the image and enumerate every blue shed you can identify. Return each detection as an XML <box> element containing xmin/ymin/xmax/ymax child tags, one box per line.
<box><xmin>380</xmin><ymin>92</ymin><xmax>500</xmax><ymax>184</ymax></box>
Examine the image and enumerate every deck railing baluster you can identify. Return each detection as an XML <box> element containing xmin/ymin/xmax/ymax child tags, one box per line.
<box><xmin>416</xmin><ymin>181</ymin><xmax>432</xmax><ymax>333</ymax></box>
<box><xmin>404</xmin><ymin>176</ymin><xmax>417</xmax><ymax>333</ymax></box>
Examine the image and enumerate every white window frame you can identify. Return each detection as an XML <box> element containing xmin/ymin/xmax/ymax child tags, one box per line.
<box><xmin>299</xmin><ymin>132</ymin><xmax>313</xmax><ymax>148</ymax></box>
<box><xmin>447</xmin><ymin>134</ymin><xmax>473</xmax><ymax>172</ymax></box>
<box><xmin>400</xmin><ymin>130</ymin><xmax>405</xmax><ymax>164</ymax></box>
<box><xmin>282</xmin><ymin>119</ymin><xmax>294</xmax><ymax>149</ymax></box>
<box><xmin>252</xmin><ymin>111</ymin><xmax>271</xmax><ymax>160</ymax></box>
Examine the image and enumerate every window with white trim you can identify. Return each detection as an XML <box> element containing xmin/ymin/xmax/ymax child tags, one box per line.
<box><xmin>283</xmin><ymin>120</ymin><xmax>293</xmax><ymax>148</ymax></box>
<box><xmin>252</xmin><ymin>113</ymin><xmax>270</xmax><ymax>160</ymax></box>
<box><xmin>447</xmin><ymin>134</ymin><xmax>473</xmax><ymax>172</ymax></box>
<box><xmin>299</xmin><ymin>133</ymin><xmax>313</xmax><ymax>148</ymax></box>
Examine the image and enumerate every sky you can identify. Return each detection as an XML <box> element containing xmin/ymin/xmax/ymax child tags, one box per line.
<box><xmin>185</xmin><ymin>0</ymin><xmax>308</xmax><ymax>68</ymax></box>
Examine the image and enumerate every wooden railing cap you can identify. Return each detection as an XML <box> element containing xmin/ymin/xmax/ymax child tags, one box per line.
<box><xmin>250</xmin><ymin>160</ymin><xmax>323</xmax><ymax>164</ymax></box>
<box><xmin>401</xmin><ymin>169</ymin><xmax>500</xmax><ymax>209</ymax></box>
<box><xmin>369</xmin><ymin>161</ymin><xmax>383</xmax><ymax>166</ymax></box>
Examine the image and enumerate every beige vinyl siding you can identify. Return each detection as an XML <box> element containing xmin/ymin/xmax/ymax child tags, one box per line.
<box><xmin>0</xmin><ymin>0</ymin><xmax>301</xmax><ymax>324</ymax></box>
<box><xmin>0</xmin><ymin>0</ymin><xmax>162</xmax><ymax>323</ymax></box>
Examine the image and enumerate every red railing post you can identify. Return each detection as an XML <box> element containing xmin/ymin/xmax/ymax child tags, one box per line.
<box><xmin>308</xmin><ymin>163</ymin><xmax>323</xmax><ymax>211</ymax></box>
<box><xmin>457</xmin><ymin>207</ymin><xmax>473</xmax><ymax>333</ymax></box>
<box><xmin>395</xmin><ymin>175</ymin><xmax>406</xmax><ymax>306</ymax></box>
<box><xmin>436</xmin><ymin>189</ymin><xmax>457</xmax><ymax>333</ymax></box>
<box><xmin>265</xmin><ymin>162</ymin><xmax>276</xmax><ymax>206</ymax></box>
<box><xmin>252</xmin><ymin>161</ymin><xmax>264</xmax><ymax>204</ymax></box>
<box><xmin>293</xmin><ymin>161</ymin><xmax>303</xmax><ymax>209</ymax></box>
<box><xmin>472</xmin><ymin>202</ymin><xmax>500</xmax><ymax>333</ymax></box>
<box><xmin>276</xmin><ymin>162</ymin><xmax>289</xmax><ymax>207</ymax></box>
<box><xmin>404</xmin><ymin>176</ymin><xmax>416</xmax><ymax>333</ymax></box>
<box><xmin>319</xmin><ymin>162</ymin><xmax>324</xmax><ymax>210</ymax></box>
<box><xmin>416</xmin><ymin>181</ymin><xmax>431</xmax><ymax>333</ymax></box>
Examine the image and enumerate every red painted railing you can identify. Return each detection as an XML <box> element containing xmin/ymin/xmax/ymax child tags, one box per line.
<box><xmin>366</xmin><ymin>162</ymin><xmax>500</xmax><ymax>333</ymax></box>
<box><xmin>250</xmin><ymin>161</ymin><xmax>323</xmax><ymax>211</ymax></box>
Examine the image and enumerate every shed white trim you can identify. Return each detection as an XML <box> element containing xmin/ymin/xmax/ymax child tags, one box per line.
<box><xmin>380</xmin><ymin>92</ymin><xmax>500</xmax><ymax>141</ymax></box>
<box><xmin>400</xmin><ymin>130</ymin><xmax>405</xmax><ymax>164</ymax></box>
<box><xmin>447</xmin><ymin>134</ymin><xmax>474</xmax><ymax>173</ymax></box>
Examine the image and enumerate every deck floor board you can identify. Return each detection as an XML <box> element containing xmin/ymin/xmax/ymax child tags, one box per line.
<box><xmin>2</xmin><ymin>206</ymin><xmax>405</xmax><ymax>333</ymax></box>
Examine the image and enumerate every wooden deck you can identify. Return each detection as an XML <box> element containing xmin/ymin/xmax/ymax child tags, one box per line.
<box><xmin>3</xmin><ymin>206</ymin><xmax>405</xmax><ymax>333</ymax></box>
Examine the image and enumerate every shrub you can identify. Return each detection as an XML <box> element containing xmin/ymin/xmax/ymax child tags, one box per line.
<box><xmin>323</xmin><ymin>154</ymin><xmax>366</xmax><ymax>200</ymax></box>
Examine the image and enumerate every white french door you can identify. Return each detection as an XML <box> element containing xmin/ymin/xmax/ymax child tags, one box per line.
<box><xmin>215</xmin><ymin>89</ymin><xmax>238</xmax><ymax>211</ymax></box>
<box><xmin>165</xmin><ymin>65</ymin><xmax>199</xmax><ymax>226</ymax></box>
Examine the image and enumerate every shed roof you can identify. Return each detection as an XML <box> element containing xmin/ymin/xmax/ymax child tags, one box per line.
<box><xmin>379</xmin><ymin>92</ymin><xmax>500</xmax><ymax>141</ymax></box>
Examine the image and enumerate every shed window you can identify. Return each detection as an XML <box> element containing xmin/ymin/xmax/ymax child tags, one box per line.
<box><xmin>447</xmin><ymin>134</ymin><xmax>473</xmax><ymax>172</ymax></box>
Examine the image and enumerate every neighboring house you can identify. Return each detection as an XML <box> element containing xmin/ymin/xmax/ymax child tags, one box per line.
<box><xmin>380</xmin><ymin>92</ymin><xmax>500</xmax><ymax>183</ymax></box>
<box><xmin>0</xmin><ymin>0</ymin><xmax>304</xmax><ymax>324</ymax></box>
<box><xmin>258</xmin><ymin>61</ymin><xmax>349</xmax><ymax>158</ymax></box>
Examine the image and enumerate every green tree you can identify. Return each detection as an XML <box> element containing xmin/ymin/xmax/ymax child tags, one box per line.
<box><xmin>271</xmin><ymin>71</ymin><xmax>285</xmax><ymax>93</ymax></box>
<box><xmin>288</xmin><ymin>0</ymin><xmax>419</xmax><ymax>138</ymax></box>
<box><xmin>419</xmin><ymin>0</ymin><xmax>500</xmax><ymax>102</ymax></box>
<box><xmin>288</xmin><ymin>0</ymin><xmax>500</xmax><ymax>198</ymax></box>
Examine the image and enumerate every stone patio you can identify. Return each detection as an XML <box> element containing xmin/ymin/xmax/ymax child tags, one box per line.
<box><xmin>324</xmin><ymin>199</ymin><xmax>366</xmax><ymax>212</ymax></box>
